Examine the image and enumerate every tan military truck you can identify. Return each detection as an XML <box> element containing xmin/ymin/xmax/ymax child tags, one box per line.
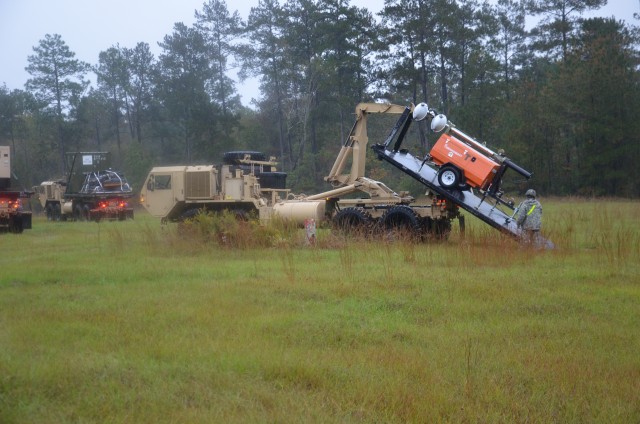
<box><xmin>140</xmin><ymin>151</ymin><xmax>326</xmax><ymax>225</ymax></box>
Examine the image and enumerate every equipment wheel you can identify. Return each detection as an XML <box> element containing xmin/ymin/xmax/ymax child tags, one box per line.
<box><xmin>53</xmin><ymin>204</ymin><xmax>62</xmax><ymax>221</ymax></box>
<box><xmin>332</xmin><ymin>207</ymin><xmax>372</xmax><ymax>236</ymax></box>
<box><xmin>381</xmin><ymin>205</ymin><xmax>421</xmax><ymax>241</ymax></box>
<box><xmin>83</xmin><ymin>204</ymin><xmax>91</xmax><ymax>221</ymax></box>
<box><xmin>438</xmin><ymin>165</ymin><xmax>461</xmax><ymax>189</ymax></box>
<box><xmin>45</xmin><ymin>204</ymin><xmax>53</xmax><ymax>221</ymax></box>
<box><xmin>74</xmin><ymin>204</ymin><xmax>84</xmax><ymax>221</ymax></box>
<box><xmin>9</xmin><ymin>217</ymin><xmax>24</xmax><ymax>233</ymax></box>
<box><xmin>231</xmin><ymin>209</ymin><xmax>249</xmax><ymax>221</ymax></box>
<box><xmin>432</xmin><ymin>219</ymin><xmax>452</xmax><ymax>239</ymax></box>
<box><xmin>179</xmin><ymin>208</ymin><xmax>203</xmax><ymax>221</ymax></box>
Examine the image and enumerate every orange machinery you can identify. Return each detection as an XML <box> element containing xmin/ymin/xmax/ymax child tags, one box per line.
<box><xmin>429</xmin><ymin>132</ymin><xmax>500</xmax><ymax>190</ymax></box>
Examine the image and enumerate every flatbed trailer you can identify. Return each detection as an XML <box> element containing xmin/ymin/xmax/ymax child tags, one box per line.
<box><xmin>371</xmin><ymin>107</ymin><xmax>554</xmax><ymax>248</ymax></box>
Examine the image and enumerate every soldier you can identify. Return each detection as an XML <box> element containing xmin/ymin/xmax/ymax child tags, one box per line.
<box><xmin>516</xmin><ymin>189</ymin><xmax>542</xmax><ymax>245</ymax></box>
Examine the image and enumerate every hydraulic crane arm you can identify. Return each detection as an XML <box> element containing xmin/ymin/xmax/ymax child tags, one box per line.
<box><xmin>306</xmin><ymin>103</ymin><xmax>414</xmax><ymax>203</ymax></box>
<box><xmin>325</xmin><ymin>102</ymin><xmax>411</xmax><ymax>187</ymax></box>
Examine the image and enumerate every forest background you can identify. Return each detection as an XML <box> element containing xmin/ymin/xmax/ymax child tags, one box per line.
<box><xmin>0</xmin><ymin>0</ymin><xmax>639</xmax><ymax>198</ymax></box>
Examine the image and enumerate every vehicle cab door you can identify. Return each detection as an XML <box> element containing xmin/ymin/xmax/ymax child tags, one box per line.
<box><xmin>141</xmin><ymin>171</ymin><xmax>179</xmax><ymax>218</ymax></box>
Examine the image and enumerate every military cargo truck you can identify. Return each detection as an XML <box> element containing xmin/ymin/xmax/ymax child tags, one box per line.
<box><xmin>0</xmin><ymin>146</ymin><xmax>33</xmax><ymax>233</ymax></box>
<box><xmin>139</xmin><ymin>151</ymin><xmax>324</xmax><ymax>224</ymax></box>
<box><xmin>35</xmin><ymin>152</ymin><xmax>134</xmax><ymax>221</ymax></box>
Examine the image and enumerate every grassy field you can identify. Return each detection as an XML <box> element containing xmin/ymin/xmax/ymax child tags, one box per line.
<box><xmin>1</xmin><ymin>199</ymin><xmax>639</xmax><ymax>423</ymax></box>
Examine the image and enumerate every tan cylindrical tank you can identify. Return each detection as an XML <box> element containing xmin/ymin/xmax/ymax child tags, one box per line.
<box><xmin>62</xmin><ymin>201</ymin><xmax>74</xmax><ymax>215</ymax></box>
<box><xmin>272</xmin><ymin>200</ymin><xmax>326</xmax><ymax>226</ymax></box>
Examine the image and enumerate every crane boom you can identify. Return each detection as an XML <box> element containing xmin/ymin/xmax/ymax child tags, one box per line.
<box><xmin>325</xmin><ymin>102</ymin><xmax>410</xmax><ymax>187</ymax></box>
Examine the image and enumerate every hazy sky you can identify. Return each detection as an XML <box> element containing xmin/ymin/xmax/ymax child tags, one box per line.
<box><xmin>0</xmin><ymin>0</ymin><xmax>636</xmax><ymax>105</ymax></box>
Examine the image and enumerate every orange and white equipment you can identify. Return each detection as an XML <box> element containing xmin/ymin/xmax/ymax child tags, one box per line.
<box><xmin>429</xmin><ymin>133</ymin><xmax>500</xmax><ymax>190</ymax></box>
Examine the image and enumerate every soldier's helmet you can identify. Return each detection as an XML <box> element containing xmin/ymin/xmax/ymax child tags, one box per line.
<box><xmin>526</xmin><ymin>189</ymin><xmax>536</xmax><ymax>198</ymax></box>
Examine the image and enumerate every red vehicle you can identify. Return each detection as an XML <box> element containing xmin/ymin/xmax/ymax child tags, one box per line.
<box><xmin>0</xmin><ymin>146</ymin><xmax>32</xmax><ymax>233</ymax></box>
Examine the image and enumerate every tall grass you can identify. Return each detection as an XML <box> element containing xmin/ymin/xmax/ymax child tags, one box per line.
<box><xmin>0</xmin><ymin>199</ymin><xmax>638</xmax><ymax>423</ymax></box>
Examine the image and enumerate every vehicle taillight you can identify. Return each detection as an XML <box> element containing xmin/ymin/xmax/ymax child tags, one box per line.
<box><xmin>0</xmin><ymin>198</ymin><xmax>20</xmax><ymax>209</ymax></box>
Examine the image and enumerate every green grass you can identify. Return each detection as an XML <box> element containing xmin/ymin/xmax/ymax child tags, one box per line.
<box><xmin>1</xmin><ymin>199</ymin><xmax>639</xmax><ymax>423</ymax></box>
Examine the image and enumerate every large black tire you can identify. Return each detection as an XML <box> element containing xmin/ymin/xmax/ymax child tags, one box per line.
<box><xmin>332</xmin><ymin>207</ymin><xmax>372</xmax><ymax>235</ymax></box>
<box><xmin>9</xmin><ymin>217</ymin><xmax>24</xmax><ymax>234</ymax></box>
<box><xmin>45</xmin><ymin>204</ymin><xmax>53</xmax><ymax>221</ymax></box>
<box><xmin>83</xmin><ymin>204</ymin><xmax>91</xmax><ymax>221</ymax></box>
<box><xmin>229</xmin><ymin>209</ymin><xmax>250</xmax><ymax>221</ymax></box>
<box><xmin>420</xmin><ymin>217</ymin><xmax>453</xmax><ymax>240</ymax></box>
<box><xmin>74</xmin><ymin>205</ymin><xmax>84</xmax><ymax>221</ymax></box>
<box><xmin>437</xmin><ymin>165</ymin><xmax>462</xmax><ymax>189</ymax></box>
<box><xmin>432</xmin><ymin>218</ymin><xmax>452</xmax><ymax>240</ymax></box>
<box><xmin>381</xmin><ymin>205</ymin><xmax>421</xmax><ymax>240</ymax></box>
<box><xmin>53</xmin><ymin>204</ymin><xmax>62</xmax><ymax>221</ymax></box>
<box><xmin>179</xmin><ymin>208</ymin><xmax>203</xmax><ymax>221</ymax></box>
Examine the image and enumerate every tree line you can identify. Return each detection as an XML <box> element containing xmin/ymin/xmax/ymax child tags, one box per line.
<box><xmin>1</xmin><ymin>0</ymin><xmax>639</xmax><ymax>197</ymax></box>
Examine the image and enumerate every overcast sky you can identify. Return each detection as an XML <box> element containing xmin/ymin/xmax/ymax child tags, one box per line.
<box><xmin>0</xmin><ymin>0</ymin><xmax>636</xmax><ymax>105</ymax></box>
